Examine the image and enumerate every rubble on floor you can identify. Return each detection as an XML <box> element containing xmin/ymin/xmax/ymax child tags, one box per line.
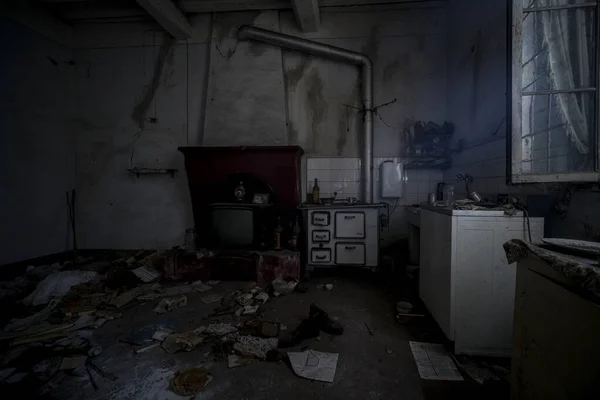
<box><xmin>0</xmin><ymin>249</ymin><xmax>325</xmax><ymax>396</ymax></box>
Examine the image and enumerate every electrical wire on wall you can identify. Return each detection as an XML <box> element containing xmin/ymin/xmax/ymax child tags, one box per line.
<box><xmin>513</xmin><ymin>204</ymin><xmax>532</xmax><ymax>242</ymax></box>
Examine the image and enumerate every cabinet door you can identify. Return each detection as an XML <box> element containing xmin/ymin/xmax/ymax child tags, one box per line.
<box><xmin>335</xmin><ymin>243</ymin><xmax>366</xmax><ymax>265</ymax></box>
<box><xmin>335</xmin><ymin>212</ymin><xmax>365</xmax><ymax>238</ymax></box>
<box><xmin>454</xmin><ymin>218</ymin><xmax>521</xmax><ymax>356</ymax></box>
<box><xmin>419</xmin><ymin>210</ymin><xmax>454</xmax><ymax>340</ymax></box>
<box><xmin>311</xmin><ymin>248</ymin><xmax>331</xmax><ymax>263</ymax></box>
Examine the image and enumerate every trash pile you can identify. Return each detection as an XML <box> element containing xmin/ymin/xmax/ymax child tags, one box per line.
<box><xmin>0</xmin><ymin>250</ymin><xmax>169</xmax><ymax>394</ymax></box>
<box><xmin>0</xmin><ymin>250</ymin><xmax>343</xmax><ymax>396</ymax></box>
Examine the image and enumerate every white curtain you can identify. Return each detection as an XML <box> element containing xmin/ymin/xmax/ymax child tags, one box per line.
<box><xmin>541</xmin><ymin>0</ymin><xmax>590</xmax><ymax>154</ymax></box>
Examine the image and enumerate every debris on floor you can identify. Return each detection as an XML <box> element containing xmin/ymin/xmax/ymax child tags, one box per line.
<box><xmin>24</xmin><ymin>271</ymin><xmax>98</xmax><ymax>307</ymax></box>
<box><xmin>409</xmin><ymin>341</ymin><xmax>463</xmax><ymax>381</ymax></box>
<box><xmin>131</xmin><ymin>265</ymin><xmax>161</xmax><ymax>283</ymax></box>
<box><xmin>191</xmin><ymin>280</ymin><xmax>213</xmax><ymax>292</ymax></box>
<box><xmin>59</xmin><ymin>355</ymin><xmax>88</xmax><ymax>371</ymax></box>
<box><xmin>200</xmin><ymin>293</ymin><xmax>222</xmax><ymax>304</ymax></box>
<box><xmin>240</xmin><ymin>320</ymin><xmax>280</xmax><ymax>338</ymax></box>
<box><xmin>271</xmin><ymin>276</ymin><xmax>298</xmax><ymax>296</ymax></box>
<box><xmin>288</xmin><ymin>350</ymin><xmax>339</xmax><ymax>382</ymax></box>
<box><xmin>153</xmin><ymin>295</ymin><xmax>187</xmax><ymax>314</ymax></box>
<box><xmin>228</xmin><ymin>354</ymin><xmax>253</xmax><ymax>368</ymax></box>
<box><xmin>109</xmin><ymin>287</ymin><xmax>141</xmax><ymax>308</ymax></box>
<box><xmin>170</xmin><ymin>367</ymin><xmax>213</xmax><ymax>396</ymax></box>
<box><xmin>134</xmin><ymin>342</ymin><xmax>161</xmax><ymax>354</ymax></box>
<box><xmin>233</xmin><ymin>335</ymin><xmax>278</xmax><ymax>359</ymax></box>
<box><xmin>161</xmin><ymin>331</ymin><xmax>203</xmax><ymax>353</ymax></box>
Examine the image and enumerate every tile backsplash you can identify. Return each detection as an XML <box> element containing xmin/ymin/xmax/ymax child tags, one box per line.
<box><xmin>306</xmin><ymin>157</ymin><xmax>443</xmax><ymax>205</ymax></box>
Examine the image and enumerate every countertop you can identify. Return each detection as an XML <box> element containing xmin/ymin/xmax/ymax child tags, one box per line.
<box><xmin>505</xmin><ymin>239</ymin><xmax>600</xmax><ymax>299</ymax></box>
<box><xmin>419</xmin><ymin>203</ymin><xmax>526</xmax><ymax>217</ymax></box>
<box><xmin>298</xmin><ymin>203</ymin><xmax>386</xmax><ymax>210</ymax></box>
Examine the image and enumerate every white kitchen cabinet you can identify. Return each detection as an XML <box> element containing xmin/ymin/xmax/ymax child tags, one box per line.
<box><xmin>419</xmin><ymin>206</ymin><xmax>544</xmax><ymax>356</ymax></box>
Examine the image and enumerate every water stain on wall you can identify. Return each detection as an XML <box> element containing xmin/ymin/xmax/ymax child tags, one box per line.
<box><xmin>305</xmin><ymin>68</ymin><xmax>327</xmax><ymax>153</ymax></box>
<box><xmin>287</xmin><ymin>120</ymin><xmax>299</xmax><ymax>145</ymax></box>
<box><xmin>471</xmin><ymin>28</ymin><xmax>483</xmax><ymax>121</ymax></box>
<box><xmin>247</xmin><ymin>42</ymin><xmax>268</xmax><ymax>57</ymax></box>
<box><xmin>337</xmin><ymin>80</ymin><xmax>359</xmax><ymax>156</ymax></box>
<box><xmin>214</xmin><ymin>11</ymin><xmax>261</xmax><ymax>60</ymax></box>
<box><xmin>131</xmin><ymin>37</ymin><xmax>174</xmax><ymax>129</ymax></box>
<box><xmin>283</xmin><ymin>53</ymin><xmax>312</xmax><ymax>91</ymax></box>
<box><xmin>362</xmin><ymin>26</ymin><xmax>381</xmax><ymax>62</ymax></box>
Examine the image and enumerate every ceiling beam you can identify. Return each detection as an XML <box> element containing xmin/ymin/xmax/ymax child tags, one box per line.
<box><xmin>178</xmin><ymin>0</ymin><xmax>442</xmax><ymax>13</ymax></box>
<box><xmin>136</xmin><ymin>0</ymin><xmax>194</xmax><ymax>39</ymax></box>
<box><xmin>291</xmin><ymin>0</ymin><xmax>319</xmax><ymax>32</ymax></box>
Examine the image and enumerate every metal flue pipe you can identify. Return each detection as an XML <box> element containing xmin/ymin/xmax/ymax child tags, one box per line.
<box><xmin>238</xmin><ymin>25</ymin><xmax>374</xmax><ymax>204</ymax></box>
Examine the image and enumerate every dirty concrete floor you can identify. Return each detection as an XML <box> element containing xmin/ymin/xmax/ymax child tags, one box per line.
<box><xmin>46</xmin><ymin>276</ymin><xmax>505</xmax><ymax>400</ymax></box>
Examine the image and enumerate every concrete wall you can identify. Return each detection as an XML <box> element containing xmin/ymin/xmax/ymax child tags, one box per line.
<box><xmin>0</xmin><ymin>17</ymin><xmax>74</xmax><ymax>265</ymax></box>
<box><xmin>204</xmin><ymin>6</ymin><xmax>447</xmax><ymax>156</ymax></box>
<box><xmin>72</xmin><ymin>19</ymin><xmax>210</xmax><ymax>249</ymax></box>
<box><xmin>443</xmin><ymin>0</ymin><xmax>510</xmax><ymax>197</ymax></box>
<box><xmin>443</xmin><ymin>0</ymin><xmax>600</xmax><ymax>241</ymax></box>
<box><xmin>70</xmin><ymin>5</ymin><xmax>448</xmax><ymax>250</ymax></box>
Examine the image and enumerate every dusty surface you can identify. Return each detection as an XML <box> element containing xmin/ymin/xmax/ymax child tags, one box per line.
<box><xmin>42</xmin><ymin>276</ymin><xmax>505</xmax><ymax>400</ymax></box>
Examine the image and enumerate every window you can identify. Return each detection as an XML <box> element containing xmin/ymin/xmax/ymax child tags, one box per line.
<box><xmin>509</xmin><ymin>0</ymin><xmax>600</xmax><ymax>182</ymax></box>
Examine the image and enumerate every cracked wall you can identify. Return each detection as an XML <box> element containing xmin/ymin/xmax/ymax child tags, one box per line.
<box><xmin>72</xmin><ymin>20</ymin><xmax>210</xmax><ymax>249</ymax></box>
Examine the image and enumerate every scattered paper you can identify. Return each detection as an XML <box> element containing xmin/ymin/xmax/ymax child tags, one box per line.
<box><xmin>233</xmin><ymin>336</ymin><xmax>278</xmax><ymax>359</ymax></box>
<box><xmin>191</xmin><ymin>281</ymin><xmax>213</xmax><ymax>293</ymax></box>
<box><xmin>409</xmin><ymin>342</ymin><xmax>463</xmax><ymax>381</ymax></box>
<box><xmin>154</xmin><ymin>295</ymin><xmax>187</xmax><ymax>314</ymax></box>
<box><xmin>109</xmin><ymin>287</ymin><xmax>141</xmax><ymax>309</ymax></box>
<box><xmin>161</xmin><ymin>285</ymin><xmax>194</xmax><ymax>297</ymax></box>
<box><xmin>206</xmin><ymin>280</ymin><xmax>220</xmax><ymax>285</ymax></box>
<box><xmin>200</xmin><ymin>293</ymin><xmax>222</xmax><ymax>304</ymax></box>
<box><xmin>152</xmin><ymin>329</ymin><xmax>173</xmax><ymax>342</ymax></box>
<box><xmin>24</xmin><ymin>271</ymin><xmax>97</xmax><ymax>306</ymax></box>
<box><xmin>132</xmin><ymin>266</ymin><xmax>161</xmax><ymax>283</ymax></box>
<box><xmin>60</xmin><ymin>355</ymin><xmax>88</xmax><ymax>370</ymax></box>
<box><xmin>242</xmin><ymin>305</ymin><xmax>259</xmax><ymax>315</ymax></box>
<box><xmin>254</xmin><ymin>292</ymin><xmax>269</xmax><ymax>303</ymax></box>
<box><xmin>288</xmin><ymin>350</ymin><xmax>338</xmax><ymax>383</ymax></box>
<box><xmin>228</xmin><ymin>354</ymin><xmax>253</xmax><ymax>368</ymax></box>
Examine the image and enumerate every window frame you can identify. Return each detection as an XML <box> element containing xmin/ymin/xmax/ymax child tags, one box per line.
<box><xmin>508</xmin><ymin>0</ymin><xmax>600</xmax><ymax>183</ymax></box>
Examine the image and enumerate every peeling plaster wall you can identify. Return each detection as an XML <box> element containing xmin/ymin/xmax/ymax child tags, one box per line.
<box><xmin>204</xmin><ymin>11</ymin><xmax>288</xmax><ymax>145</ymax></box>
<box><xmin>72</xmin><ymin>20</ymin><xmax>210</xmax><ymax>249</ymax></box>
<box><xmin>280</xmin><ymin>8</ymin><xmax>447</xmax><ymax>157</ymax></box>
<box><xmin>203</xmin><ymin>7</ymin><xmax>447</xmax><ymax>155</ymax></box>
<box><xmin>0</xmin><ymin>17</ymin><xmax>74</xmax><ymax>265</ymax></box>
<box><xmin>71</xmin><ymin>5</ymin><xmax>448</xmax><ymax>250</ymax></box>
<box><xmin>443</xmin><ymin>0</ymin><xmax>510</xmax><ymax>196</ymax></box>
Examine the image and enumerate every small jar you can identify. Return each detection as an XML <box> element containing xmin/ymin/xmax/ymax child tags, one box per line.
<box><xmin>443</xmin><ymin>185</ymin><xmax>454</xmax><ymax>207</ymax></box>
<box><xmin>184</xmin><ymin>228</ymin><xmax>197</xmax><ymax>253</ymax></box>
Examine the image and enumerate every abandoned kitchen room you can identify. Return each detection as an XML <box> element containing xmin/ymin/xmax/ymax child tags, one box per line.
<box><xmin>2</xmin><ymin>0</ymin><xmax>600</xmax><ymax>398</ymax></box>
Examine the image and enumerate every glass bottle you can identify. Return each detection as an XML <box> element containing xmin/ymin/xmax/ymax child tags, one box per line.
<box><xmin>443</xmin><ymin>184</ymin><xmax>455</xmax><ymax>207</ymax></box>
<box><xmin>184</xmin><ymin>228</ymin><xmax>197</xmax><ymax>253</ymax></box>
<box><xmin>274</xmin><ymin>217</ymin><xmax>283</xmax><ymax>250</ymax></box>
<box><xmin>291</xmin><ymin>216</ymin><xmax>301</xmax><ymax>250</ymax></box>
<box><xmin>312</xmin><ymin>178</ymin><xmax>320</xmax><ymax>203</ymax></box>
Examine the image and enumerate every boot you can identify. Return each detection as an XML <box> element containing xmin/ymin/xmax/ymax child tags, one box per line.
<box><xmin>309</xmin><ymin>303</ymin><xmax>343</xmax><ymax>335</ymax></box>
<box><xmin>278</xmin><ymin>318</ymin><xmax>320</xmax><ymax>348</ymax></box>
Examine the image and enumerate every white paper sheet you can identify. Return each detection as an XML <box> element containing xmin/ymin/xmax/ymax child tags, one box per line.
<box><xmin>409</xmin><ymin>341</ymin><xmax>463</xmax><ymax>381</ymax></box>
<box><xmin>288</xmin><ymin>350</ymin><xmax>339</xmax><ymax>383</ymax></box>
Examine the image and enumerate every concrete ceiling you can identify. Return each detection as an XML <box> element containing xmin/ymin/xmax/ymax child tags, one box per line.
<box><xmin>35</xmin><ymin>0</ymin><xmax>440</xmax><ymax>37</ymax></box>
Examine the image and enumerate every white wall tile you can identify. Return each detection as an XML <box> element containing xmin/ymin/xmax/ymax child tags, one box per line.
<box><xmin>307</xmin><ymin>158</ymin><xmax>318</xmax><ymax>170</ymax></box>
<box><xmin>318</xmin><ymin>158</ymin><xmax>331</xmax><ymax>169</ymax></box>
<box><xmin>330</xmin><ymin>158</ymin><xmax>344</xmax><ymax>169</ymax></box>
<box><xmin>330</xmin><ymin>169</ymin><xmax>344</xmax><ymax>183</ymax></box>
<box><xmin>318</xmin><ymin>170</ymin><xmax>331</xmax><ymax>182</ymax></box>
